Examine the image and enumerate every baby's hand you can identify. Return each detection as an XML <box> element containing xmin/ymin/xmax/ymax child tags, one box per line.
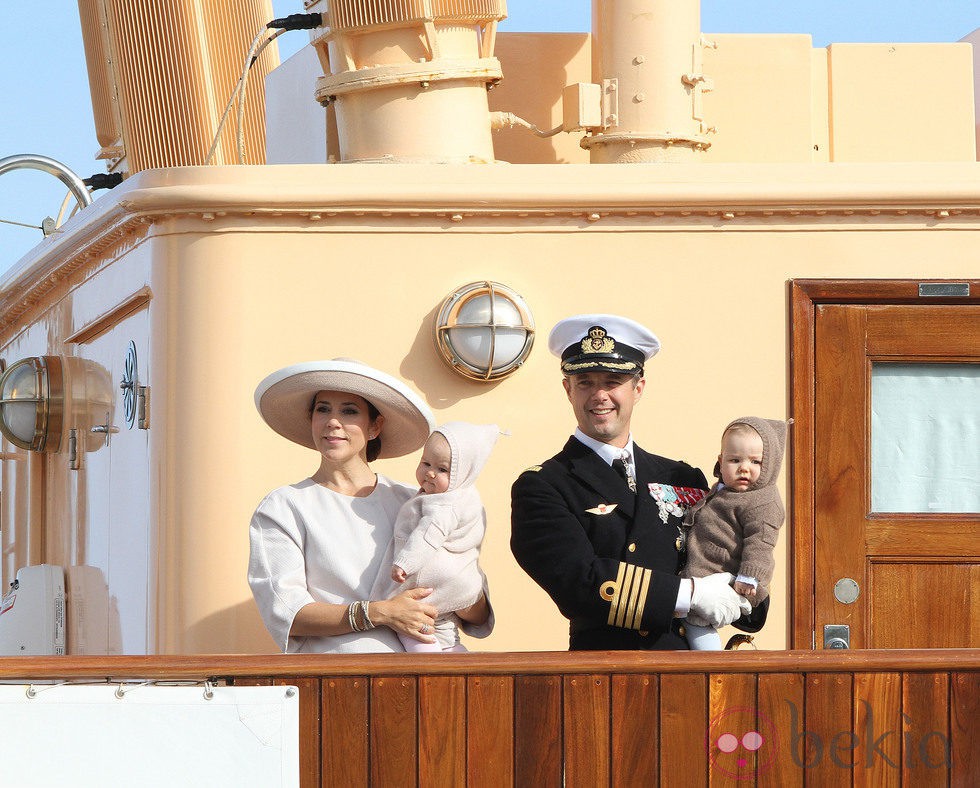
<box><xmin>733</xmin><ymin>580</ymin><xmax>757</xmax><ymax>598</ymax></box>
<box><xmin>391</xmin><ymin>566</ymin><xmax>407</xmax><ymax>583</ymax></box>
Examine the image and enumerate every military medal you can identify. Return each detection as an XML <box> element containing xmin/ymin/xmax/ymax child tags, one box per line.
<box><xmin>648</xmin><ymin>483</ymin><xmax>708</xmax><ymax>524</ymax></box>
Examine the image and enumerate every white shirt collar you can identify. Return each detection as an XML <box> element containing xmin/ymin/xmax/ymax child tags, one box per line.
<box><xmin>573</xmin><ymin>428</ymin><xmax>635</xmax><ymax>468</ymax></box>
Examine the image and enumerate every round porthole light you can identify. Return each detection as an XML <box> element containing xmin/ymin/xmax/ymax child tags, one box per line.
<box><xmin>435</xmin><ymin>281</ymin><xmax>535</xmax><ymax>381</ymax></box>
<box><xmin>0</xmin><ymin>356</ymin><xmax>65</xmax><ymax>452</ymax></box>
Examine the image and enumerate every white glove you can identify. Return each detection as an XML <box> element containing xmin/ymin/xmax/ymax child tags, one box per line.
<box><xmin>689</xmin><ymin>572</ymin><xmax>753</xmax><ymax>629</ymax></box>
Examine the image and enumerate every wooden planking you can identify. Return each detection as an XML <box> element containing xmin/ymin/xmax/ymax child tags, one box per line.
<box><xmin>274</xmin><ymin>677</ymin><xmax>320</xmax><ymax>788</ymax></box>
<box><xmin>611</xmin><ymin>674</ymin><xmax>659</xmax><ymax>787</ymax></box>
<box><xmin>707</xmin><ymin>673</ymin><xmax>757</xmax><ymax>787</ymax></box>
<box><xmin>852</xmin><ymin>672</ymin><xmax>902</xmax><ymax>787</ymax></box>
<box><xmin>950</xmin><ymin>672</ymin><xmax>980</xmax><ymax>787</ymax></box>
<box><xmin>564</xmin><ymin>674</ymin><xmax>611</xmax><ymax>787</ymax></box>
<box><xmin>789</xmin><ymin>280</ymin><xmax>819</xmax><ymax>649</ymax></box>
<box><xmin>322</xmin><ymin>677</ymin><xmax>369</xmax><ymax>788</ymax></box>
<box><xmin>418</xmin><ymin>676</ymin><xmax>466</xmax><ymax>787</ymax></box>
<box><xmin>804</xmin><ymin>672</ymin><xmax>853</xmax><ymax>781</ymax></box>
<box><xmin>514</xmin><ymin>675</ymin><xmax>562</xmax><ymax>786</ymax></box>
<box><xmin>814</xmin><ymin>305</ymin><xmax>868</xmax><ymax>647</ymax></box>
<box><xmin>370</xmin><ymin>676</ymin><xmax>418</xmax><ymax>786</ymax></box>
<box><xmin>864</xmin><ymin>523</ymin><xmax>980</xmax><ymax>558</ymax></box>
<box><xmin>660</xmin><ymin>674</ymin><xmax>708</xmax><ymax>786</ymax></box>
<box><xmin>467</xmin><ymin>675</ymin><xmax>514</xmax><ymax>787</ymax></box>
<box><xmin>757</xmin><ymin>672</ymin><xmax>804</xmax><ymax>787</ymax></box>
<box><xmin>901</xmin><ymin>672</ymin><xmax>949</xmax><ymax>787</ymax></box>
<box><xmin>866</xmin><ymin>305</ymin><xmax>980</xmax><ymax>355</ymax></box>
<box><xmin>870</xmin><ymin>562</ymin><xmax>978</xmax><ymax>648</ymax></box>
<box><xmin>5</xmin><ymin>650</ymin><xmax>980</xmax><ymax>679</ymax></box>
<box><xmin>790</xmin><ymin>279</ymin><xmax>980</xmax><ymax>305</ymax></box>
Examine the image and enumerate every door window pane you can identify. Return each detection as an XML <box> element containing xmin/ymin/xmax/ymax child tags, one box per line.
<box><xmin>871</xmin><ymin>364</ymin><xmax>979</xmax><ymax>513</ymax></box>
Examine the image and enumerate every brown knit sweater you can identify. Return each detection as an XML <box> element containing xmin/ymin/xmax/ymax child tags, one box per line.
<box><xmin>680</xmin><ymin>416</ymin><xmax>787</xmax><ymax>604</ymax></box>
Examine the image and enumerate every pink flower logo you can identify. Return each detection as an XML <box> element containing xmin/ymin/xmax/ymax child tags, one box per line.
<box><xmin>706</xmin><ymin>707</ymin><xmax>778</xmax><ymax>779</ymax></box>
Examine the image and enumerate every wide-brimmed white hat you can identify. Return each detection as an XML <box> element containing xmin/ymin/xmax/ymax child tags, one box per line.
<box><xmin>254</xmin><ymin>359</ymin><xmax>435</xmax><ymax>459</ymax></box>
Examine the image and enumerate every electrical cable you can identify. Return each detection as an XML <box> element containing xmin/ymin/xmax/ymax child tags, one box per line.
<box><xmin>0</xmin><ymin>217</ymin><xmax>43</xmax><ymax>231</ymax></box>
<box><xmin>234</xmin><ymin>28</ymin><xmax>283</xmax><ymax>164</ymax></box>
<box><xmin>206</xmin><ymin>28</ymin><xmax>279</xmax><ymax>165</ymax></box>
<box><xmin>265</xmin><ymin>13</ymin><xmax>324</xmax><ymax>31</ymax></box>
<box><xmin>206</xmin><ymin>13</ymin><xmax>325</xmax><ymax>166</ymax></box>
<box><xmin>489</xmin><ymin>112</ymin><xmax>564</xmax><ymax>138</ymax></box>
<box><xmin>83</xmin><ymin>173</ymin><xmax>124</xmax><ymax>190</ymax></box>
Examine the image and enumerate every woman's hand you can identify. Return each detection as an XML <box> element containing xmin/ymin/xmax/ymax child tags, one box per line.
<box><xmin>454</xmin><ymin>592</ymin><xmax>490</xmax><ymax>626</ymax></box>
<box><xmin>372</xmin><ymin>587</ymin><xmax>438</xmax><ymax>643</ymax></box>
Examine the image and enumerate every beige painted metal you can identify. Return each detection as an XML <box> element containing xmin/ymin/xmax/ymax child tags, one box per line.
<box><xmin>967</xmin><ymin>27</ymin><xmax>980</xmax><ymax>158</ymax></box>
<box><xmin>487</xmin><ymin>33</ymin><xmax>976</xmax><ymax>165</ymax></box>
<box><xmin>585</xmin><ymin>0</ymin><xmax>711</xmax><ymax>162</ymax></box>
<box><xmin>311</xmin><ymin>1</ymin><xmax>506</xmax><ymax>163</ymax></box>
<box><xmin>77</xmin><ymin>0</ymin><xmax>278</xmax><ymax>172</ymax></box>
<box><xmin>2</xmin><ymin>163</ymin><xmax>979</xmax><ymax>654</ymax></box>
<box><xmin>827</xmin><ymin>43</ymin><xmax>976</xmax><ymax>163</ymax></box>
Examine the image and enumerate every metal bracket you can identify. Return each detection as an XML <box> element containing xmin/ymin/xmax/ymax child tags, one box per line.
<box><xmin>683</xmin><ymin>39</ymin><xmax>715</xmax><ymax>128</ymax></box>
<box><xmin>601</xmin><ymin>79</ymin><xmax>619</xmax><ymax>129</ymax></box>
<box><xmin>137</xmin><ymin>386</ymin><xmax>150</xmax><ymax>430</ymax></box>
<box><xmin>68</xmin><ymin>428</ymin><xmax>80</xmax><ymax>471</ymax></box>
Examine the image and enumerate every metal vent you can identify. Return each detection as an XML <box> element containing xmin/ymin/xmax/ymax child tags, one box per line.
<box><xmin>326</xmin><ymin>0</ymin><xmax>506</xmax><ymax>32</ymax></box>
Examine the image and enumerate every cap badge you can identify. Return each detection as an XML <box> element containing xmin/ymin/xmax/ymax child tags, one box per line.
<box><xmin>582</xmin><ymin>326</ymin><xmax>615</xmax><ymax>355</ymax></box>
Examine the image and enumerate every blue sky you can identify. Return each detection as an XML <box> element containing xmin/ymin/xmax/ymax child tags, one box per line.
<box><xmin>1</xmin><ymin>2</ymin><xmax>976</xmax><ymax>279</ymax></box>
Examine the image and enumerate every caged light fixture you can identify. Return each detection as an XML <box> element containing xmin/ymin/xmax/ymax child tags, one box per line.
<box><xmin>434</xmin><ymin>281</ymin><xmax>535</xmax><ymax>381</ymax></box>
<box><xmin>0</xmin><ymin>356</ymin><xmax>65</xmax><ymax>452</ymax></box>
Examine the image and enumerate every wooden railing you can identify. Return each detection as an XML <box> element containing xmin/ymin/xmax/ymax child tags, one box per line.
<box><xmin>1</xmin><ymin>650</ymin><xmax>977</xmax><ymax>786</ymax></box>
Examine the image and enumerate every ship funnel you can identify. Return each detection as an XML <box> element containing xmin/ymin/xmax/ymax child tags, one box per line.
<box><xmin>311</xmin><ymin>1</ymin><xmax>508</xmax><ymax>163</ymax></box>
<box><xmin>584</xmin><ymin>0</ymin><xmax>712</xmax><ymax>162</ymax></box>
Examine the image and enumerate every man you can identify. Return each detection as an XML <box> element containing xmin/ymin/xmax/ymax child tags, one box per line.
<box><xmin>510</xmin><ymin>314</ymin><xmax>751</xmax><ymax>650</ymax></box>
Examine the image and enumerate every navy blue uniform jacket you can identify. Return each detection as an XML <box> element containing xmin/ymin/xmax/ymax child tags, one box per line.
<box><xmin>511</xmin><ymin>437</ymin><xmax>709</xmax><ymax>650</ymax></box>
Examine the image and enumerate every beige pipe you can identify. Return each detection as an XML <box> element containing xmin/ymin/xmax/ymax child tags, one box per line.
<box><xmin>587</xmin><ymin>0</ymin><xmax>711</xmax><ymax>163</ymax></box>
<box><xmin>316</xmin><ymin>21</ymin><xmax>502</xmax><ymax>164</ymax></box>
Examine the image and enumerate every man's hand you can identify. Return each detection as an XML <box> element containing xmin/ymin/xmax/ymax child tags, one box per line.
<box><xmin>690</xmin><ymin>572</ymin><xmax>753</xmax><ymax>628</ymax></box>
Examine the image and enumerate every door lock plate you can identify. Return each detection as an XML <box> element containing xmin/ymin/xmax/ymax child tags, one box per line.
<box><xmin>823</xmin><ymin>624</ymin><xmax>850</xmax><ymax>649</ymax></box>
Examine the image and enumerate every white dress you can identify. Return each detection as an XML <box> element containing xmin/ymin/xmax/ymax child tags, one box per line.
<box><xmin>248</xmin><ymin>474</ymin><xmax>413</xmax><ymax>653</ymax></box>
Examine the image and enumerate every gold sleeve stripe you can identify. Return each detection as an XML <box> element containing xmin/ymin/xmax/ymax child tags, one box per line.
<box><xmin>623</xmin><ymin>565</ymin><xmax>644</xmax><ymax>628</ymax></box>
<box><xmin>602</xmin><ymin>561</ymin><xmax>652</xmax><ymax>631</ymax></box>
<box><xmin>631</xmin><ymin>567</ymin><xmax>652</xmax><ymax>629</ymax></box>
<box><xmin>615</xmin><ymin>563</ymin><xmax>637</xmax><ymax>629</ymax></box>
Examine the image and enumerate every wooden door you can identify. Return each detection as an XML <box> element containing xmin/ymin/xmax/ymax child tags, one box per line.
<box><xmin>791</xmin><ymin>280</ymin><xmax>980</xmax><ymax>649</ymax></box>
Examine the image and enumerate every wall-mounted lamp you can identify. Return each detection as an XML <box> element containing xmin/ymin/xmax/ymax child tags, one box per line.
<box><xmin>435</xmin><ymin>281</ymin><xmax>535</xmax><ymax>381</ymax></box>
<box><xmin>0</xmin><ymin>356</ymin><xmax>65</xmax><ymax>452</ymax></box>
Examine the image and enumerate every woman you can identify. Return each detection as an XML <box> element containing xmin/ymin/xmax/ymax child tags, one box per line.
<box><xmin>248</xmin><ymin>358</ymin><xmax>492</xmax><ymax>653</ymax></box>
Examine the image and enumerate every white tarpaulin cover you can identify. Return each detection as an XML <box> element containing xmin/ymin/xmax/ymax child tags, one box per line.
<box><xmin>0</xmin><ymin>683</ymin><xmax>299</xmax><ymax>787</ymax></box>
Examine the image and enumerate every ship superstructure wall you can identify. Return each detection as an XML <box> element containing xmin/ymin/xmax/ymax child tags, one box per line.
<box><xmin>0</xmin><ymin>165</ymin><xmax>978</xmax><ymax>654</ymax></box>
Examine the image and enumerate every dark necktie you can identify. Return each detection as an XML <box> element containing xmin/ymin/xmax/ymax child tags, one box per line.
<box><xmin>612</xmin><ymin>454</ymin><xmax>637</xmax><ymax>493</ymax></box>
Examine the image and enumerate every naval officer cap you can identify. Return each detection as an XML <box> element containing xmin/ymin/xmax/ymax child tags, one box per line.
<box><xmin>548</xmin><ymin>314</ymin><xmax>661</xmax><ymax>376</ymax></box>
